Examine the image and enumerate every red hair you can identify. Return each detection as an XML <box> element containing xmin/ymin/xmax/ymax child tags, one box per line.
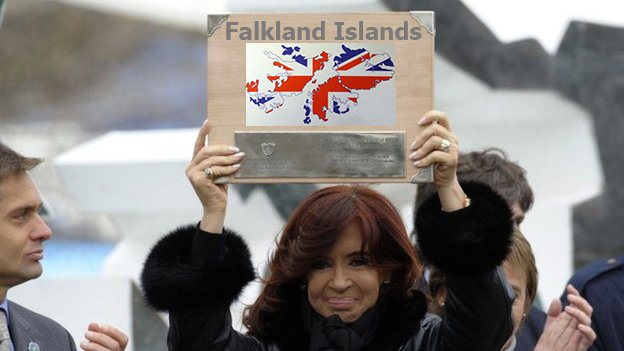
<box><xmin>244</xmin><ymin>185</ymin><xmax>421</xmax><ymax>336</ymax></box>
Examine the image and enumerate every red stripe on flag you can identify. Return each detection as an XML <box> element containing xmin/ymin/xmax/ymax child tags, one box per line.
<box><xmin>311</xmin><ymin>76</ymin><xmax>350</xmax><ymax>121</ymax></box>
<box><xmin>246</xmin><ymin>79</ymin><xmax>259</xmax><ymax>92</ymax></box>
<box><xmin>340</xmin><ymin>76</ymin><xmax>393</xmax><ymax>90</ymax></box>
<box><xmin>273</xmin><ymin>62</ymin><xmax>293</xmax><ymax>71</ymax></box>
<box><xmin>272</xmin><ymin>76</ymin><xmax>313</xmax><ymax>92</ymax></box>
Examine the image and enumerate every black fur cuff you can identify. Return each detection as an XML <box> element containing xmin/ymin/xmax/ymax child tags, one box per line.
<box><xmin>140</xmin><ymin>225</ymin><xmax>255</xmax><ymax>312</ymax></box>
<box><xmin>416</xmin><ymin>182</ymin><xmax>513</xmax><ymax>277</ymax></box>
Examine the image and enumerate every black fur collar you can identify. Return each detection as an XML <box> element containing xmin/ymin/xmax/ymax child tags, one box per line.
<box><xmin>253</xmin><ymin>282</ymin><xmax>428</xmax><ymax>351</ymax></box>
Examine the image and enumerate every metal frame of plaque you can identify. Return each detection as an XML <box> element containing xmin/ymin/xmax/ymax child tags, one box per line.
<box><xmin>207</xmin><ymin>12</ymin><xmax>435</xmax><ymax>183</ymax></box>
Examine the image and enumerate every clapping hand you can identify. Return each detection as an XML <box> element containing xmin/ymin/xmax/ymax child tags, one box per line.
<box><xmin>80</xmin><ymin>323</ymin><xmax>128</xmax><ymax>351</ymax></box>
<box><xmin>534</xmin><ymin>285</ymin><xmax>596</xmax><ymax>351</ymax></box>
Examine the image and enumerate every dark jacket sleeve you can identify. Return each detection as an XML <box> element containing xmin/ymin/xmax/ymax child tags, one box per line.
<box><xmin>415</xmin><ymin>182</ymin><xmax>515</xmax><ymax>351</ymax></box>
<box><xmin>140</xmin><ymin>224</ymin><xmax>258</xmax><ymax>351</ymax></box>
<box><xmin>515</xmin><ymin>306</ymin><xmax>547</xmax><ymax>351</ymax></box>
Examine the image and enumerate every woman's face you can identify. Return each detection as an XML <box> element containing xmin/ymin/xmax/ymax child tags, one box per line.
<box><xmin>502</xmin><ymin>261</ymin><xmax>528</xmax><ymax>349</ymax></box>
<box><xmin>307</xmin><ymin>224</ymin><xmax>386</xmax><ymax>323</ymax></box>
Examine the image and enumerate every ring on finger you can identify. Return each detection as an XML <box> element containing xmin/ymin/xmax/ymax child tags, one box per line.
<box><xmin>204</xmin><ymin>167</ymin><xmax>216</xmax><ymax>181</ymax></box>
<box><xmin>439</xmin><ymin>138</ymin><xmax>451</xmax><ymax>153</ymax></box>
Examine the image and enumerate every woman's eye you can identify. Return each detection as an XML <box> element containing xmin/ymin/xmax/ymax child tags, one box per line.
<box><xmin>350</xmin><ymin>256</ymin><xmax>370</xmax><ymax>266</ymax></box>
<box><xmin>311</xmin><ymin>260</ymin><xmax>330</xmax><ymax>270</ymax></box>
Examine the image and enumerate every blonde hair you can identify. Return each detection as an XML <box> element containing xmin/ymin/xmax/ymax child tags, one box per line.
<box><xmin>505</xmin><ymin>228</ymin><xmax>538</xmax><ymax>313</ymax></box>
<box><xmin>427</xmin><ymin>228</ymin><xmax>537</xmax><ymax>315</ymax></box>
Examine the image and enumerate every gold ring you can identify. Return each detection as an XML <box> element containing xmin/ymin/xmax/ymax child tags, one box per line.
<box><xmin>204</xmin><ymin>167</ymin><xmax>215</xmax><ymax>180</ymax></box>
<box><xmin>439</xmin><ymin>138</ymin><xmax>451</xmax><ymax>153</ymax></box>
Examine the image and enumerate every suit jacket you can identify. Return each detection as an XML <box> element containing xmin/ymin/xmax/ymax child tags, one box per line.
<box><xmin>515</xmin><ymin>305</ymin><xmax>547</xmax><ymax>351</ymax></box>
<box><xmin>7</xmin><ymin>300</ymin><xmax>76</xmax><ymax>351</ymax></box>
<box><xmin>562</xmin><ymin>255</ymin><xmax>624</xmax><ymax>351</ymax></box>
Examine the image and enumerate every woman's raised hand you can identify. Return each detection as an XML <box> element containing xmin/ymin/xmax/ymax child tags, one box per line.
<box><xmin>185</xmin><ymin>120</ymin><xmax>245</xmax><ymax>233</ymax></box>
<box><xmin>409</xmin><ymin>110</ymin><xmax>466</xmax><ymax>211</ymax></box>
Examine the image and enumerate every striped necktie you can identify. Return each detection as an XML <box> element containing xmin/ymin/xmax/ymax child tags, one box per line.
<box><xmin>0</xmin><ymin>309</ymin><xmax>10</xmax><ymax>351</ymax></box>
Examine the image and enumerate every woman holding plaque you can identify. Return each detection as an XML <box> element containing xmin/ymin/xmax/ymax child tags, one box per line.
<box><xmin>141</xmin><ymin>111</ymin><xmax>515</xmax><ymax>351</ymax></box>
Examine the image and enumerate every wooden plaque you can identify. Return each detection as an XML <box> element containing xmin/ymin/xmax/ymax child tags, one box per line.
<box><xmin>207</xmin><ymin>12</ymin><xmax>435</xmax><ymax>183</ymax></box>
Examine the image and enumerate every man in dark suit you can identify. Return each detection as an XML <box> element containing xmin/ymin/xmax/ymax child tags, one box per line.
<box><xmin>0</xmin><ymin>0</ymin><xmax>126</xmax><ymax>348</ymax></box>
<box><xmin>562</xmin><ymin>255</ymin><xmax>624</xmax><ymax>351</ymax></box>
<box><xmin>0</xmin><ymin>142</ymin><xmax>128</xmax><ymax>351</ymax></box>
<box><xmin>4</xmin><ymin>301</ymin><xmax>76</xmax><ymax>351</ymax></box>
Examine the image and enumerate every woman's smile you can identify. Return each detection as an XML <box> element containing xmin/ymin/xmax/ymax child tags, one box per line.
<box><xmin>307</xmin><ymin>224</ymin><xmax>386</xmax><ymax>322</ymax></box>
<box><xmin>326</xmin><ymin>296</ymin><xmax>358</xmax><ymax>310</ymax></box>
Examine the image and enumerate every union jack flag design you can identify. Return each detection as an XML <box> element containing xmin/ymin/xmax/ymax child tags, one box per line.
<box><xmin>246</xmin><ymin>43</ymin><xmax>396</xmax><ymax>126</ymax></box>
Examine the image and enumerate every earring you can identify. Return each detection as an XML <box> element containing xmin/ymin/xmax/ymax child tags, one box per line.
<box><xmin>382</xmin><ymin>280</ymin><xmax>391</xmax><ymax>285</ymax></box>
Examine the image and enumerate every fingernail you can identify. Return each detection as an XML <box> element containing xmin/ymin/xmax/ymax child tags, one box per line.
<box><xmin>413</xmin><ymin>160</ymin><xmax>422</xmax><ymax>166</ymax></box>
<box><xmin>85</xmin><ymin>331</ymin><xmax>94</xmax><ymax>338</ymax></box>
<box><xmin>234</xmin><ymin>152</ymin><xmax>245</xmax><ymax>158</ymax></box>
<box><xmin>408</xmin><ymin>151</ymin><xmax>419</xmax><ymax>160</ymax></box>
<box><xmin>80</xmin><ymin>341</ymin><xmax>89</xmax><ymax>348</ymax></box>
<box><xmin>232</xmin><ymin>164</ymin><xmax>241</xmax><ymax>169</ymax></box>
<box><xmin>229</xmin><ymin>146</ymin><xmax>240</xmax><ymax>153</ymax></box>
<box><xmin>410</xmin><ymin>141</ymin><xmax>417</xmax><ymax>149</ymax></box>
<box><xmin>202</xmin><ymin>119</ymin><xmax>208</xmax><ymax>126</ymax></box>
<box><xmin>418</xmin><ymin>116</ymin><xmax>427</xmax><ymax>125</ymax></box>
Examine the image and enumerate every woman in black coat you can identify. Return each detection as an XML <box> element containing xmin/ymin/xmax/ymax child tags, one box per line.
<box><xmin>141</xmin><ymin>111</ymin><xmax>514</xmax><ymax>351</ymax></box>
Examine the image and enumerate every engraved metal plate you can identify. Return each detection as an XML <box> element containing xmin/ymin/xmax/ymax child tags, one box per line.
<box><xmin>235</xmin><ymin>132</ymin><xmax>405</xmax><ymax>178</ymax></box>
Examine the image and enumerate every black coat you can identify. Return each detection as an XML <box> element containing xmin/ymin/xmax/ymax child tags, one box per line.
<box><xmin>141</xmin><ymin>182</ymin><xmax>514</xmax><ymax>351</ymax></box>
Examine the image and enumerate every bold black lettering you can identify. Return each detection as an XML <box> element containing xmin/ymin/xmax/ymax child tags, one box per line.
<box><xmin>365</xmin><ymin>27</ymin><xmax>378</xmax><ymax>40</ymax></box>
<box><xmin>298</xmin><ymin>27</ymin><xmax>310</xmax><ymax>40</ymax></box>
<box><xmin>240</xmin><ymin>26</ymin><xmax>252</xmax><ymax>40</ymax></box>
<box><xmin>359</xmin><ymin>21</ymin><xmax>363</xmax><ymax>40</ymax></box>
<box><xmin>312</xmin><ymin>21</ymin><xmax>325</xmax><ymax>40</ymax></box>
<box><xmin>410</xmin><ymin>26</ymin><xmax>422</xmax><ymax>40</ymax></box>
<box><xmin>346</xmin><ymin>26</ymin><xmax>357</xmax><ymax>40</ymax></box>
<box><xmin>261</xmin><ymin>21</ymin><xmax>274</xmax><ymax>40</ymax></box>
<box><xmin>396</xmin><ymin>21</ymin><xmax>408</xmax><ymax>40</ymax></box>
<box><xmin>335</xmin><ymin>22</ymin><xmax>345</xmax><ymax>40</ymax></box>
<box><xmin>283</xmin><ymin>27</ymin><xmax>295</xmax><ymax>40</ymax></box>
<box><xmin>381</xmin><ymin>26</ymin><xmax>393</xmax><ymax>40</ymax></box>
<box><xmin>226</xmin><ymin>22</ymin><xmax>238</xmax><ymax>40</ymax></box>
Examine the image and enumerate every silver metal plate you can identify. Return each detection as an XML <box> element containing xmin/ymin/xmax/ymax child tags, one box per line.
<box><xmin>235</xmin><ymin>132</ymin><xmax>405</xmax><ymax>178</ymax></box>
<box><xmin>207</xmin><ymin>15</ymin><xmax>229</xmax><ymax>37</ymax></box>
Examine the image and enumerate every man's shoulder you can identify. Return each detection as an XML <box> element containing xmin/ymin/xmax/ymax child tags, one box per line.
<box><xmin>8</xmin><ymin>300</ymin><xmax>71</xmax><ymax>336</ymax></box>
<box><xmin>568</xmin><ymin>256</ymin><xmax>624</xmax><ymax>290</ymax></box>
